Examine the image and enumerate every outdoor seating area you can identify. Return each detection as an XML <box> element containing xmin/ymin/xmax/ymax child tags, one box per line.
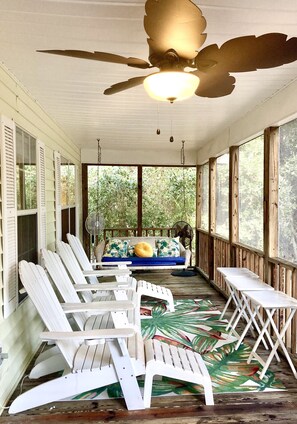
<box><xmin>7</xmin><ymin>239</ymin><xmax>214</xmax><ymax>415</ymax></box>
<box><xmin>4</xmin><ymin>266</ymin><xmax>297</xmax><ymax>423</ymax></box>
<box><xmin>1</xmin><ymin>3</ymin><xmax>297</xmax><ymax>423</ymax></box>
<box><xmin>95</xmin><ymin>235</ymin><xmax>191</xmax><ymax>270</ymax></box>
<box><xmin>8</xmin><ymin>243</ymin><xmax>297</xmax><ymax>415</ymax></box>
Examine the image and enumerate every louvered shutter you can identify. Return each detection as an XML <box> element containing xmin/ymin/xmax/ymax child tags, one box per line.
<box><xmin>0</xmin><ymin>116</ymin><xmax>18</xmax><ymax>317</ymax></box>
<box><xmin>37</xmin><ymin>140</ymin><xmax>46</xmax><ymax>259</ymax></box>
<box><xmin>54</xmin><ymin>151</ymin><xmax>62</xmax><ymax>241</ymax></box>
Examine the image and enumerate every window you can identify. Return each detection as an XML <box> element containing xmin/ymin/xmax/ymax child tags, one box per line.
<box><xmin>142</xmin><ymin>167</ymin><xmax>196</xmax><ymax>228</ymax></box>
<box><xmin>87</xmin><ymin>165</ymin><xmax>138</xmax><ymax>229</ymax></box>
<box><xmin>61</xmin><ymin>156</ymin><xmax>76</xmax><ymax>242</ymax></box>
<box><xmin>279</xmin><ymin>119</ymin><xmax>297</xmax><ymax>264</ymax></box>
<box><xmin>1</xmin><ymin>117</ymin><xmax>46</xmax><ymax>316</ymax></box>
<box><xmin>86</xmin><ymin>165</ymin><xmax>196</xmax><ymax>231</ymax></box>
<box><xmin>238</xmin><ymin>135</ymin><xmax>264</xmax><ymax>250</ymax></box>
<box><xmin>200</xmin><ymin>163</ymin><xmax>209</xmax><ymax>231</ymax></box>
<box><xmin>16</xmin><ymin>127</ymin><xmax>38</xmax><ymax>301</ymax></box>
<box><xmin>215</xmin><ymin>154</ymin><xmax>229</xmax><ymax>238</ymax></box>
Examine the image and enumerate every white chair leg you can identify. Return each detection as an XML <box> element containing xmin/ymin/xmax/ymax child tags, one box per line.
<box><xmin>203</xmin><ymin>378</ymin><xmax>214</xmax><ymax>405</ymax></box>
<box><xmin>143</xmin><ymin>367</ymin><xmax>154</xmax><ymax>408</ymax></box>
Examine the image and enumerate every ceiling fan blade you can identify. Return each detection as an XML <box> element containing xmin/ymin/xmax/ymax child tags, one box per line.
<box><xmin>104</xmin><ymin>76</ymin><xmax>147</xmax><ymax>95</ymax></box>
<box><xmin>192</xmin><ymin>70</ymin><xmax>236</xmax><ymax>98</ymax></box>
<box><xmin>144</xmin><ymin>0</ymin><xmax>206</xmax><ymax>60</ymax></box>
<box><xmin>37</xmin><ymin>50</ymin><xmax>151</xmax><ymax>69</ymax></box>
<box><xmin>196</xmin><ymin>33</ymin><xmax>297</xmax><ymax>73</ymax></box>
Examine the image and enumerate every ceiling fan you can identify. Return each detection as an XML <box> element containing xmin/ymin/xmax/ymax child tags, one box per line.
<box><xmin>38</xmin><ymin>0</ymin><xmax>297</xmax><ymax>103</ymax></box>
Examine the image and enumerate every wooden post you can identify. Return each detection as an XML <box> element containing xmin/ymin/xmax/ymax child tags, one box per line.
<box><xmin>264</xmin><ymin>127</ymin><xmax>279</xmax><ymax>282</ymax></box>
<box><xmin>196</xmin><ymin>165</ymin><xmax>202</xmax><ymax>267</ymax></box>
<box><xmin>229</xmin><ymin>146</ymin><xmax>239</xmax><ymax>266</ymax></box>
<box><xmin>137</xmin><ymin>165</ymin><xmax>142</xmax><ymax>236</ymax></box>
<box><xmin>81</xmin><ymin>164</ymin><xmax>90</xmax><ymax>257</ymax></box>
<box><xmin>208</xmin><ymin>158</ymin><xmax>216</xmax><ymax>281</ymax></box>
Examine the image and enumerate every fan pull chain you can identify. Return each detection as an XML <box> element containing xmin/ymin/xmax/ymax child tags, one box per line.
<box><xmin>170</xmin><ymin>105</ymin><xmax>174</xmax><ymax>142</ymax></box>
<box><xmin>156</xmin><ymin>103</ymin><xmax>161</xmax><ymax>135</ymax></box>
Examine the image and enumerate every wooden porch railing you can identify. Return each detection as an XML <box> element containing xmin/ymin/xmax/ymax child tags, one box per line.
<box><xmin>102</xmin><ymin>227</ymin><xmax>174</xmax><ymax>240</ymax></box>
<box><xmin>197</xmin><ymin>229</ymin><xmax>297</xmax><ymax>355</ymax></box>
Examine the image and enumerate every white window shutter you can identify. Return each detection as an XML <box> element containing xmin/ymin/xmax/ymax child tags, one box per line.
<box><xmin>37</xmin><ymin>140</ymin><xmax>46</xmax><ymax>259</ymax></box>
<box><xmin>54</xmin><ymin>151</ymin><xmax>62</xmax><ymax>241</ymax></box>
<box><xmin>0</xmin><ymin>116</ymin><xmax>18</xmax><ymax>318</ymax></box>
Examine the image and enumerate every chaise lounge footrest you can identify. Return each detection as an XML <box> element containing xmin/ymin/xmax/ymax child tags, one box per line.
<box><xmin>137</xmin><ymin>280</ymin><xmax>175</xmax><ymax>312</ymax></box>
<box><xmin>143</xmin><ymin>339</ymin><xmax>214</xmax><ymax>408</ymax></box>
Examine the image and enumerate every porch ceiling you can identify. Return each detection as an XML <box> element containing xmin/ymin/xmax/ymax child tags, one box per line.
<box><xmin>1</xmin><ymin>0</ymin><xmax>297</xmax><ymax>153</ymax></box>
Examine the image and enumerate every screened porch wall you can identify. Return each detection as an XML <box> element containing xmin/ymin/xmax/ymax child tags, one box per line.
<box><xmin>196</xmin><ymin>126</ymin><xmax>297</xmax><ymax>356</ymax></box>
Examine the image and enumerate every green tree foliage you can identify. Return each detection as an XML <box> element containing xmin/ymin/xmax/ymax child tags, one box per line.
<box><xmin>200</xmin><ymin>164</ymin><xmax>209</xmax><ymax>231</ymax></box>
<box><xmin>87</xmin><ymin>166</ymin><xmax>196</xmax><ymax>230</ymax></box>
<box><xmin>279</xmin><ymin>119</ymin><xmax>297</xmax><ymax>263</ymax></box>
<box><xmin>216</xmin><ymin>154</ymin><xmax>229</xmax><ymax>238</ymax></box>
<box><xmin>142</xmin><ymin>167</ymin><xmax>196</xmax><ymax>228</ymax></box>
<box><xmin>88</xmin><ymin>166</ymin><xmax>138</xmax><ymax>228</ymax></box>
<box><xmin>238</xmin><ymin>136</ymin><xmax>264</xmax><ymax>251</ymax></box>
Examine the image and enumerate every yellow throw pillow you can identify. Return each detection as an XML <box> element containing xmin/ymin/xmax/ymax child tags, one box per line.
<box><xmin>134</xmin><ymin>242</ymin><xmax>153</xmax><ymax>258</ymax></box>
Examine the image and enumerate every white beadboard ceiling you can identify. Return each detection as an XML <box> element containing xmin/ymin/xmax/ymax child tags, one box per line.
<box><xmin>1</xmin><ymin>0</ymin><xmax>297</xmax><ymax>153</ymax></box>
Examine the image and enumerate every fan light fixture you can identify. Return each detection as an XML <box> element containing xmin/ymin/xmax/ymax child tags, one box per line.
<box><xmin>143</xmin><ymin>71</ymin><xmax>199</xmax><ymax>103</ymax></box>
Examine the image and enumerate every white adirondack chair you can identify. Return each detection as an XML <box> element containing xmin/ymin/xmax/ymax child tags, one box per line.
<box><xmin>67</xmin><ymin>232</ymin><xmax>131</xmax><ymax>273</ymax></box>
<box><xmin>10</xmin><ymin>261</ymin><xmax>145</xmax><ymax>414</ymax></box>
<box><xmin>42</xmin><ymin>248</ymin><xmax>140</xmax><ymax>330</ymax></box>
<box><xmin>63</xmin><ymin>236</ymin><xmax>175</xmax><ymax>311</ymax></box>
<box><xmin>56</xmin><ymin>240</ymin><xmax>137</xmax><ymax>303</ymax></box>
<box><xmin>10</xmin><ymin>261</ymin><xmax>214</xmax><ymax>414</ymax></box>
<box><xmin>29</xmin><ymin>248</ymin><xmax>140</xmax><ymax>380</ymax></box>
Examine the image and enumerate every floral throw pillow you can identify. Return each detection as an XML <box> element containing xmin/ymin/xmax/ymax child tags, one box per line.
<box><xmin>156</xmin><ymin>237</ymin><xmax>180</xmax><ymax>257</ymax></box>
<box><xmin>104</xmin><ymin>238</ymin><xmax>129</xmax><ymax>258</ymax></box>
<box><xmin>127</xmin><ymin>245</ymin><xmax>135</xmax><ymax>257</ymax></box>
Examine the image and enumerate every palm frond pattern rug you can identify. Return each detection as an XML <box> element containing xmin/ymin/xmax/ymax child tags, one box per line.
<box><xmin>71</xmin><ymin>299</ymin><xmax>285</xmax><ymax>401</ymax></box>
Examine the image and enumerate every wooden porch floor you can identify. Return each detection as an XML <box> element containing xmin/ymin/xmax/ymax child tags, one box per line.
<box><xmin>2</xmin><ymin>270</ymin><xmax>297</xmax><ymax>424</ymax></box>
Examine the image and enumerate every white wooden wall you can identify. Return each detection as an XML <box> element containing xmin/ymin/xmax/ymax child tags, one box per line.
<box><xmin>0</xmin><ymin>64</ymin><xmax>81</xmax><ymax>412</ymax></box>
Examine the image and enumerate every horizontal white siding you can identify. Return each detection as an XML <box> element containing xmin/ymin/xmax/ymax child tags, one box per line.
<box><xmin>0</xmin><ymin>63</ymin><xmax>81</xmax><ymax>412</ymax></box>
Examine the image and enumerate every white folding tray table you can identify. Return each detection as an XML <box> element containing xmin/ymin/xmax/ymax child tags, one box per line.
<box><xmin>217</xmin><ymin>267</ymin><xmax>259</xmax><ymax>320</ymax></box>
<box><xmin>223</xmin><ymin>275</ymin><xmax>275</xmax><ymax>352</ymax></box>
<box><xmin>241</xmin><ymin>290</ymin><xmax>297</xmax><ymax>379</ymax></box>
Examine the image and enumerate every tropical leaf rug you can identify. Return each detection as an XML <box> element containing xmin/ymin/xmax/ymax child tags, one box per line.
<box><xmin>71</xmin><ymin>299</ymin><xmax>285</xmax><ymax>401</ymax></box>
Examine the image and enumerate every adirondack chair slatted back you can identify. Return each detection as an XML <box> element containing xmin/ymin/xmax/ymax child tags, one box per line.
<box><xmin>41</xmin><ymin>248</ymin><xmax>87</xmax><ymax>330</ymax></box>
<box><xmin>66</xmin><ymin>233</ymin><xmax>131</xmax><ymax>285</ymax></box>
<box><xmin>19</xmin><ymin>261</ymin><xmax>80</xmax><ymax>367</ymax></box>
<box><xmin>56</xmin><ymin>241</ymin><xmax>94</xmax><ymax>301</ymax></box>
<box><xmin>67</xmin><ymin>233</ymin><xmax>93</xmax><ymax>271</ymax></box>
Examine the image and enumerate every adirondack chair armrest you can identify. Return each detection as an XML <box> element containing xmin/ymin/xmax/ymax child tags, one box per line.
<box><xmin>74</xmin><ymin>283</ymin><xmax>131</xmax><ymax>292</ymax></box>
<box><xmin>40</xmin><ymin>327</ymin><xmax>136</xmax><ymax>342</ymax></box>
<box><xmin>83</xmin><ymin>269</ymin><xmax>131</xmax><ymax>277</ymax></box>
<box><xmin>91</xmin><ymin>261</ymin><xmax>132</xmax><ymax>267</ymax></box>
<box><xmin>61</xmin><ymin>300</ymin><xmax>135</xmax><ymax>314</ymax></box>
